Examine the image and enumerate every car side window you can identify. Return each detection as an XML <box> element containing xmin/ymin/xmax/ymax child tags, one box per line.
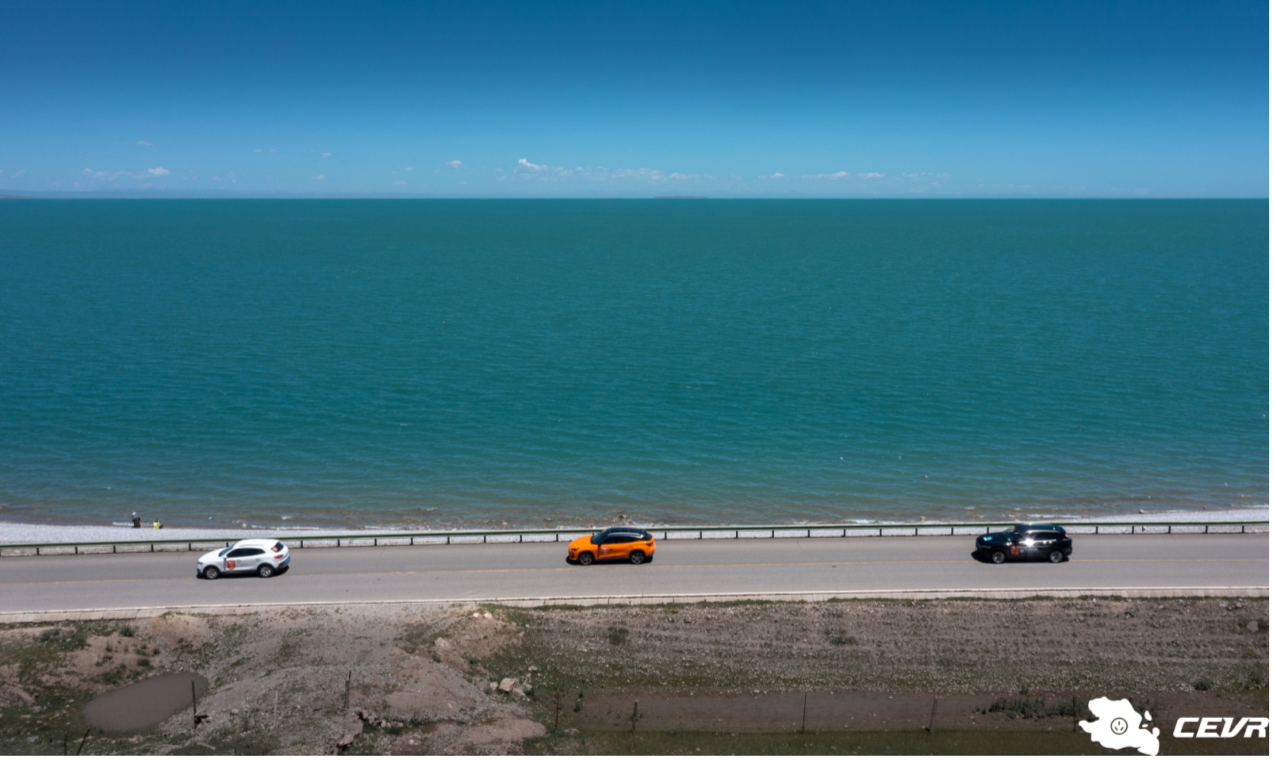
<box><xmin>245</xmin><ymin>548</ymin><xmax>265</xmax><ymax>556</ymax></box>
<box><xmin>227</xmin><ymin>548</ymin><xmax>251</xmax><ymax>558</ymax></box>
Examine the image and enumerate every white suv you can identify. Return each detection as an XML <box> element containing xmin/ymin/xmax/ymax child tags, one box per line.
<box><xmin>197</xmin><ymin>539</ymin><xmax>290</xmax><ymax>579</ymax></box>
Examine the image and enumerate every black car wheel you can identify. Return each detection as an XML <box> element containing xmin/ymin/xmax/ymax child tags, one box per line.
<box><xmin>1048</xmin><ymin>550</ymin><xmax>1064</xmax><ymax>564</ymax></box>
<box><xmin>578</xmin><ymin>552</ymin><xmax>594</xmax><ymax>566</ymax></box>
<box><xmin>990</xmin><ymin>550</ymin><xmax>1006</xmax><ymax>564</ymax></box>
<box><xmin>203</xmin><ymin>566</ymin><xmax>220</xmax><ymax>580</ymax></box>
<box><xmin>629</xmin><ymin>551</ymin><xmax>646</xmax><ymax>565</ymax></box>
<box><xmin>258</xmin><ymin>564</ymin><xmax>274</xmax><ymax>578</ymax></box>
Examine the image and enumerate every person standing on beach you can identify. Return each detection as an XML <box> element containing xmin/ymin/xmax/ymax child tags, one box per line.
<box><xmin>132</xmin><ymin>512</ymin><xmax>141</xmax><ymax>528</ymax></box>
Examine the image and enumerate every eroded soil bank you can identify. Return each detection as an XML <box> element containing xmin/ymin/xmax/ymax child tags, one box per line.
<box><xmin>0</xmin><ymin>596</ymin><xmax>1266</xmax><ymax>754</ymax></box>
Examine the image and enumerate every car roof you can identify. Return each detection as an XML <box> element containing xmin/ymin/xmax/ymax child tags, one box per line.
<box><xmin>232</xmin><ymin>538</ymin><xmax>282</xmax><ymax>548</ymax></box>
<box><xmin>1013</xmin><ymin>523</ymin><xmax>1063</xmax><ymax>531</ymax></box>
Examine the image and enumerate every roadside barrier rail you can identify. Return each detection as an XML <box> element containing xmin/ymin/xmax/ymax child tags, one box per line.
<box><xmin>0</xmin><ymin>519</ymin><xmax>1265</xmax><ymax>557</ymax></box>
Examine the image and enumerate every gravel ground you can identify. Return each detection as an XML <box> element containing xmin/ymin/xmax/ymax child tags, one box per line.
<box><xmin>0</xmin><ymin>596</ymin><xmax>1266</xmax><ymax>755</ymax></box>
<box><xmin>488</xmin><ymin>597</ymin><xmax>1269</xmax><ymax>695</ymax></box>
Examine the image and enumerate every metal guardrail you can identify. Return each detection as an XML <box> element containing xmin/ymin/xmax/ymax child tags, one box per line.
<box><xmin>0</xmin><ymin>519</ymin><xmax>1265</xmax><ymax>557</ymax></box>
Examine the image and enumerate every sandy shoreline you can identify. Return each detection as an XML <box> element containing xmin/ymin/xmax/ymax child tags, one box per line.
<box><xmin>0</xmin><ymin>506</ymin><xmax>1265</xmax><ymax>544</ymax></box>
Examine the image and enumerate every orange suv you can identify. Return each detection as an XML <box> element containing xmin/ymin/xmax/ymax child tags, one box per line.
<box><xmin>567</xmin><ymin>527</ymin><xmax>655</xmax><ymax>566</ymax></box>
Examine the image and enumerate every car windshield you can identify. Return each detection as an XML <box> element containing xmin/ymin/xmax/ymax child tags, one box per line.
<box><xmin>218</xmin><ymin>548</ymin><xmax>231</xmax><ymax>557</ymax></box>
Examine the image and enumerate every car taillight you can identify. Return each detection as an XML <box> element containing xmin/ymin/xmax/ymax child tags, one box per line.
<box><xmin>275</xmin><ymin>554</ymin><xmax>283</xmax><ymax>559</ymax></box>
<box><xmin>1063</xmin><ymin>534</ymin><xmax>1069</xmax><ymax>538</ymax></box>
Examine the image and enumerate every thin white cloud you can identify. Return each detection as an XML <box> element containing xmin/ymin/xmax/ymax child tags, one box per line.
<box><xmin>446</xmin><ymin>160</ymin><xmax>462</xmax><ymax>168</ymax></box>
<box><xmin>760</xmin><ymin>172</ymin><xmax>785</xmax><ymax>179</ymax></box>
<box><xmin>81</xmin><ymin>166</ymin><xmax>172</xmax><ymax>180</ymax></box>
<box><xmin>405</xmin><ymin>167</ymin><xmax>414</xmax><ymax>171</ymax></box>
<box><xmin>858</xmin><ymin>172</ymin><xmax>884</xmax><ymax>178</ymax></box>
<box><xmin>13</xmin><ymin>170</ymin><xmax>24</xmax><ymax>178</ymax></box>
<box><xmin>394</xmin><ymin>180</ymin><xmax>406</xmax><ymax>186</ymax></box>
<box><xmin>136</xmin><ymin>141</ymin><xmax>153</xmax><ymax>146</ymax></box>
<box><xmin>312</xmin><ymin>175</ymin><xmax>326</xmax><ymax>180</ymax></box>
<box><xmin>82</xmin><ymin>167</ymin><xmax>127</xmax><ymax>180</ymax></box>
<box><xmin>508</xmin><ymin>159</ymin><xmax>714</xmax><ymax>184</ymax></box>
<box><xmin>322</xmin><ymin>152</ymin><xmax>332</xmax><ymax>159</ymax></box>
<box><xmin>802</xmin><ymin>171</ymin><xmax>849</xmax><ymax>179</ymax></box>
<box><xmin>253</xmin><ymin>149</ymin><xmax>263</xmax><ymax>153</ymax></box>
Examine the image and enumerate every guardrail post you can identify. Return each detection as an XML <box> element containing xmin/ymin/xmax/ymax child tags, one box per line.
<box><xmin>374</xmin><ymin>538</ymin><xmax>378</xmax><ymax>547</ymax></box>
<box><xmin>699</xmin><ymin>531</ymin><xmax>703</xmax><ymax>539</ymax></box>
<box><xmin>914</xmin><ymin>528</ymin><xmax>918</xmax><ymax>537</ymax></box>
<box><xmin>1167</xmin><ymin>526</ymin><xmax>1171</xmax><ymax>534</ymax></box>
<box><xmin>879</xmin><ymin>528</ymin><xmax>882</xmax><ymax>537</ymax></box>
<box><xmin>1204</xmin><ymin>525</ymin><xmax>1208</xmax><ymax>534</ymax></box>
<box><xmin>338</xmin><ymin>539</ymin><xmax>341</xmax><ymax>547</ymax></box>
<box><xmin>446</xmin><ymin>535</ymin><xmax>450</xmax><ymax>545</ymax></box>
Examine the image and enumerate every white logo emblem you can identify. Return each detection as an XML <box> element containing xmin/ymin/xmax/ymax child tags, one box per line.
<box><xmin>1080</xmin><ymin>697</ymin><xmax>1160</xmax><ymax>756</ymax></box>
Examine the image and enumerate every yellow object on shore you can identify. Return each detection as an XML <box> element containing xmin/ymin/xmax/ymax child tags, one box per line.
<box><xmin>152</xmin><ymin>520</ymin><xmax>163</xmax><ymax>529</ymax></box>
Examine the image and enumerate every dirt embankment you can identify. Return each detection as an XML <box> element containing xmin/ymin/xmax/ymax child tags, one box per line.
<box><xmin>0</xmin><ymin>596</ymin><xmax>1266</xmax><ymax>755</ymax></box>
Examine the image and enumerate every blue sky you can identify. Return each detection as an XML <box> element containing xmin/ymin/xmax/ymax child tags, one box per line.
<box><xmin>0</xmin><ymin>0</ymin><xmax>1267</xmax><ymax>197</ymax></box>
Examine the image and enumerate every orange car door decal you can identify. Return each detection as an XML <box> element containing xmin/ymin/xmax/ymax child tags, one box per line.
<box><xmin>227</xmin><ymin>559</ymin><xmax>236</xmax><ymax>570</ymax></box>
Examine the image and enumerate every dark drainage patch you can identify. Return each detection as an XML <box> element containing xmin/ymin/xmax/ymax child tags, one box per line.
<box><xmin>81</xmin><ymin>672</ymin><xmax>210</xmax><ymax>733</ymax></box>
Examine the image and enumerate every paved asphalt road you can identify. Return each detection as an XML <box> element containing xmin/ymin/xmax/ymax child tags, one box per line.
<box><xmin>0</xmin><ymin>534</ymin><xmax>1266</xmax><ymax>614</ymax></box>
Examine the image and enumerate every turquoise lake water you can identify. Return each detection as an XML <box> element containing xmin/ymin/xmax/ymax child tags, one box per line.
<box><xmin>0</xmin><ymin>200</ymin><xmax>1266</xmax><ymax>529</ymax></box>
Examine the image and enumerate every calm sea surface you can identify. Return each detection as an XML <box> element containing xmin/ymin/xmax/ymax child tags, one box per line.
<box><xmin>0</xmin><ymin>200</ymin><xmax>1266</xmax><ymax>529</ymax></box>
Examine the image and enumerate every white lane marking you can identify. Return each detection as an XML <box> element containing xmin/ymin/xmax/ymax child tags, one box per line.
<box><xmin>0</xmin><ymin>557</ymin><xmax>1265</xmax><ymax>586</ymax></box>
<box><xmin>1</xmin><ymin>586</ymin><xmax>1269</xmax><ymax>620</ymax></box>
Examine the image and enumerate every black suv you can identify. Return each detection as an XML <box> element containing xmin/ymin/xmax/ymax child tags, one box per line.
<box><xmin>975</xmin><ymin>523</ymin><xmax>1072</xmax><ymax>564</ymax></box>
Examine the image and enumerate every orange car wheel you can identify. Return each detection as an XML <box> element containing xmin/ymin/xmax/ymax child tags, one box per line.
<box><xmin>578</xmin><ymin>552</ymin><xmax>594</xmax><ymax>566</ymax></box>
<box><xmin>629</xmin><ymin>551</ymin><xmax>645</xmax><ymax>565</ymax></box>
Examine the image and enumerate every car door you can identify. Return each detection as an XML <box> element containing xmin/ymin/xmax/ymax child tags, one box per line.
<box><xmin>1006</xmin><ymin>531</ymin><xmax>1025</xmax><ymax>560</ymax></box>
<box><xmin>596</xmin><ymin>535</ymin><xmax>615</xmax><ymax>560</ymax></box>
<box><xmin>611</xmin><ymin>534</ymin><xmax>637</xmax><ymax>559</ymax></box>
<box><xmin>239</xmin><ymin>548</ymin><xmax>265</xmax><ymax>573</ymax></box>
<box><xmin>1024</xmin><ymin>531</ymin><xmax>1053</xmax><ymax>559</ymax></box>
<box><xmin>1038</xmin><ymin>531</ymin><xmax>1061</xmax><ymax>557</ymax></box>
<box><xmin>224</xmin><ymin>548</ymin><xmax>252</xmax><ymax>573</ymax></box>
